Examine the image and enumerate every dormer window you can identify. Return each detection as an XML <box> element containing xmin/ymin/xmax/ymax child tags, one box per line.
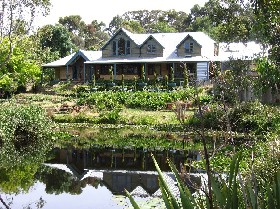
<box><xmin>147</xmin><ymin>44</ymin><xmax>156</xmax><ymax>53</ymax></box>
<box><xmin>184</xmin><ymin>42</ymin><xmax>193</xmax><ymax>53</ymax></box>
<box><xmin>112</xmin><ymin>38</ymin><xmax>131</xmax><ymax>56</ymax></box>
<box><xmin>126</xmin><ymin>40</ymin><xmax>130</xmax><ymax>55</ymax></box>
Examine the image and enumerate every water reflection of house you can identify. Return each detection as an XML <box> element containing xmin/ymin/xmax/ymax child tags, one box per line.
<box><xmin>45</xmin><ymin>147</ymin><xmax>203</xmax><ymax>196</ymax></box>
<box><xmin>51</xmin><ymin>147</ymin><xmax>196</xmax><ymax>172</ymax></box>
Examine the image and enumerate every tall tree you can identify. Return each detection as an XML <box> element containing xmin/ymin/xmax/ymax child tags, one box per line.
<box><xmin>59</xmin><ymin>15</ymin><xmax>86</xmax><ymax>49</ymax></box>
<box><xmin>84</xmin><ymin>20</ymin><xmax>109</xmax><ymax>50</ymax></box>
<box><xmin>188</xmin><ymin>0</ymin><xmax>256</xmax><ymax>42</ymax></box>
<box><xmin>0</xmin><ymin>36</ymin><xmax>42</xmax><ymax>93</ymax></box>
<box><xmin>0</xmin><ymin>0</ymin><xmax>51</xmax><ymax>69</ymax></box>
<box><xmin>59</xmin><ymin>15</ymin><xmax>109</xmax><ymax>50</ymax></box>
<box><xmin>38</xmin><ymin>24</ymin><xmax>74</xmax><ymax>58</ymax></box>
<box><xmin>108</xmin><ymin>10</ymin><xmax>189</xmax><ymax>34</ymax></box>
<box><xmin>253</xmin><ymin>0</ymin><xmax>280</xmax><ymax>64</ymax></box>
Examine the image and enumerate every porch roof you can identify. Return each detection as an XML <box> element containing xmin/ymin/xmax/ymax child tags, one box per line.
<box><xmin>85</xmin><ymin>55</ymin><xmax>210</xmax><ymax>65</ymax></box>
<box><xmin>42</xmin><ymin>50</ymin><xmax>102</xmax><ymax>67</ymax></box>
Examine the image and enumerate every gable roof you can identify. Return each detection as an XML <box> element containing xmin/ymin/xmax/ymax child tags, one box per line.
<box><xmin>140</xmin><ymin>35</ymin><xmax>165</xmax><ymax>49</ymax></box>
<box><xmin>42</xmin><ymin>50</ymin><xmax>102</xmax><ymax>67</ymax></box>
<box><xmin>86</xmin><ymin>29</ymin><xmax>216</xmax><ymax>64</ymax></box>
<box><xmin>176</xmin><ymin>34</ymin><xmax>202</xmax><ymax>48</ymax></box>
<box><xmin>101</xmin><ymin>28</ymin><xmax>143</xmax><ymax>50</ymax></box>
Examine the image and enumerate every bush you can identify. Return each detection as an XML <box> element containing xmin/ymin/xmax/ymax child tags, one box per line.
<box><xmin>188</xmin><ymin>101</ymin><xmax>280</xmax><ymax>136</ymax></box>
<box><xmin>228</xmin><ymin>101</ymin><xmax>280</xmax><ymax>135</ymax></box>
<box><xmin>97</xmin><ymin>109</ymin><xmax>122</xmax><ymax>124</ymax></box>
<box><xmin>0</xmin><ymin>103</ymin><xmax>54</xmax><ymax>167</ymax></box>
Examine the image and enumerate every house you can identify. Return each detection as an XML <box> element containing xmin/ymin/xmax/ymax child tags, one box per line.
<box><xmin>42</xmin><ymin>28</ymin><xmax>217</xmax><ymax>83</ymax></box>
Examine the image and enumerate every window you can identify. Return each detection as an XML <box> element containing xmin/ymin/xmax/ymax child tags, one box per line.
<box><xmin>147</xmin><ymin>44</ymin><xmax>156</xmax><ymax>53</ymax></box>
<box><xmin>118</xmin><ymin>38</ymin><xmax>125</xmax><ymax>55</ymax></box>
<box><xmin>148</xmin><ymin>64</ymin><xmax>161</xmax><ymax>75</ymax></box>
<box><xmin>117</xmin><ymin>64</ymin><xmax>139</xmax><ymax>75</ymax></box>
<box><xmin>184</xmin><ymin>42</ymin><xmax>193</xmax><ymax>53</ymax></box>
<box><xmin>113</xmin><ymin>41</ymin><xmax>117</xmax><ymax>55</ymax></box>
<box><xmin>100</xmin><ymin>65</ymin><xmax>113</xmax><ymax>75</ymax></box>
<box><xmin>112</xmin><ymin>38</ymin><xmax>131</xmax><ymax>56</ymax></box>
<box><xmin>126</xmin><ymin>40</ymin><xmax>130</xmax><ymax>55</ymax></box>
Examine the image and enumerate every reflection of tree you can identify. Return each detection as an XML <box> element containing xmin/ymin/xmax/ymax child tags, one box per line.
<box><xmin>36</xmin><ymin>165</ymin><xmax>101</xmax><ymax>195</ymax></box>
<box><xmin>0</xmin><ymin>164</ymin><xmax>38</xmax><ymax>194</ymax></box>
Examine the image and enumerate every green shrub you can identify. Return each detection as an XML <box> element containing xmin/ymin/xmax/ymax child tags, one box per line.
<box><xmin>74</xmin><ymin>85</ymin><xmax>89</xmax><ymax>94</ymax></box>
<box><xmin>189</xmin><ymin>101</ymin><xmax>280</xmax><ymax>136</ymax></box>
<box><xmin>97</xmin><ymin>109</ymin><xmax>122</xmax><ymax>124</ymax></box>
<box><xmin>133</xmin><ymin>115</ymin><xmax>157</xmax><ymax>125</ymax></box>
<box><xmin>228</xmin><ymin>101</ymin><xmax>280</xmax><ymax>135</ymax></box>
<box><xmin>0</xmin><ymin>103</ymin><xmax>54</xmax><ymax>167</ymax></box>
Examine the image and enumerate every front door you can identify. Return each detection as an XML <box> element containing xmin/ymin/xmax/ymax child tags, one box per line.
<box><xmin>73</xmin><ymin>65</ymin><xmax>78</xmax><ymax>80</ymax></box>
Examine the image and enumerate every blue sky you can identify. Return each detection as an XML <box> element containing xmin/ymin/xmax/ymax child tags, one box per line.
<box><xmin>35</xmin><ymin>0</ymin><xmax>208</xmax><ymax>28</ymax></box>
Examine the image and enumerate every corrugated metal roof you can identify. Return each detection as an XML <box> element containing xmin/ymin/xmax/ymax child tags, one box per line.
<box><xmin>101</xmin><ymin>28</ymin><xmax>215</xmax><ymax>59</ymax></box>
<box><xmin>217</xmin><ymin>41</ymin><xmax>268</xmax><ymax>61</ymax></box>
<box><xmin>42</xmin><ymin>28</ymin><xmax>217</xmax><ymax>67</ymax></box>
<box><xmin>42</xmin><ymin>50</ymin><xmax>102</xmax><ymax>67</ymax></box>
<box><xmin>85</xmin><ymin>56</ymin><xmax>210</xmax><ymax>64</ymax></box>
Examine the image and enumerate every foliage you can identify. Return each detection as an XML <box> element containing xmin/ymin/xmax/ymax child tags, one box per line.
<box><xmin>188</xmin><ymin>0</ymin><xmax>256</xmax><ymax>42</ymax></box>
<box><xmin>213</xmin><ymin>59</ymin><xmax>253</xmax><ymax>104</ymax></box>
<box><xmin>77</xmin><ymin>90</ymin><xmax>194</xmax><ymax>111</ymax></box>
<box><xmin>35</xmin><ymin>165</ymin><xmax>101</xmax><ymax>195</ymax></box>
<box><xmin>0</xmin><ymin>103</ymin><xmax>54</xmax><ymax>168</ymax></box>
<box><xmin>0</xmin><ymin>0</ymin><xmax>51</xmax><ymax>69</ymax></box>
<box><xmin>189</xmin><ymin>101</ymin><xmax>280</xmax><ymax>136</ymax></box>
<box><xmin>254</xmin><ymin>0</ymin><xmax>280</xmax><ymax>64</ymax></box>
<box><xmin>37</xmin><ymin>24</ymin><xmax>74</xmax><ymax>58</ymax></box>
<box><xmin>0</xmin><ymin>163</ymin><xmax>39</xmax><ymax>194</ymax></box>
<box><xmin>58</xmin><ymin>15</ymin><xmax>109</xmax><ymax>50</ymax></box>
<box><xmin>253</xmin><ymin>57</ymin><xmax>280</xmax><ymax>95</ymax></box>
<box><xmin>0</xmin><ymin>36</ymin><xmax>42</xmax><ymax>95</ymax></box>
<box><xmin>54</xmin><ymin>113</ymin><xmax>96</xmax><ymax>123</ymax></box>
<box><xmin>228</xmin><ymin>101</ymin><xmax>280</xmax><ymax>135</ymax></box>
<box><xmin>97</xmin><ymin>109</ymin><xmax>123</xmax><ymax>124</ymax></box>
<box><xmin>0</xmin><ymin>103</ymin><xmax>54</xmax><ymax>194</ymax></box>
<box><xmin>107</xmin><ymin>10</ymin><xmax>189</xmax><ymax>34</ymax></box>
<box><xmin>56</xmin><ymin>125</ymin><xmax>188</xmax><ymax>150</ymax></box>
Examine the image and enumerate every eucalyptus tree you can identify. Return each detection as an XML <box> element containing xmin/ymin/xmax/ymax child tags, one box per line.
<box><xmin>0</xmin><ymin>0</ymin><xmax>51</xmax><ymax>68</ymax></box>
<box><xmin>37</xmin><ymin>24</ymin><xmax>74</xmax><ymax>58</ymax></box>
<box><xmin>158</xmin><ymin>10</ymin><xmax>190</xmax><ymax>32</ymax></box>
<box><xmin>84</xmin><ymin>20</ymin><xmax>109</xmax><ymax>50</ymax></box>
<box><xmin>58</xmin><ymin>15</ymin><xmax>109</xmax><ymax>50</ymax></box>
<box><xmin>253</xmin><ymin>0</ymin><xmax>280</xmax><ymax>64</ymax></box>
<box><xmin>188</xmin><ymin>0</ymin><xmax>256</xmax><ymax>42</ymax></box>
<box><xmin>58</xmin><ymin>15</ymin><xmax>86</xmax><ymax>49</ymax></box>
<box><xmin>108</xmin><ymin>10</ymin><xmax>189</xmax><ymax>34</ymax></box>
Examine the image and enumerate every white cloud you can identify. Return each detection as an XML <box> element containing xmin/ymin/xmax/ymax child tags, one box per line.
<box><xmin>35</xmin><ymin>0</ymin><xmax>208</xmax><ymax>28</ymax></box>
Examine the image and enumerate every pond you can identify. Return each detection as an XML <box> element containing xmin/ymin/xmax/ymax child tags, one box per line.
<box><xmin>0</xmin><ymin>146</ymin><xmax>203</xmax><ymax>209</ymax></box>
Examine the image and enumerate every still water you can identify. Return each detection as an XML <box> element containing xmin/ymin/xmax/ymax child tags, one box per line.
<box><xmin>0</xmin><ymin>147</ymin><xmax>201</xmax><ymax>209</ymax></box>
